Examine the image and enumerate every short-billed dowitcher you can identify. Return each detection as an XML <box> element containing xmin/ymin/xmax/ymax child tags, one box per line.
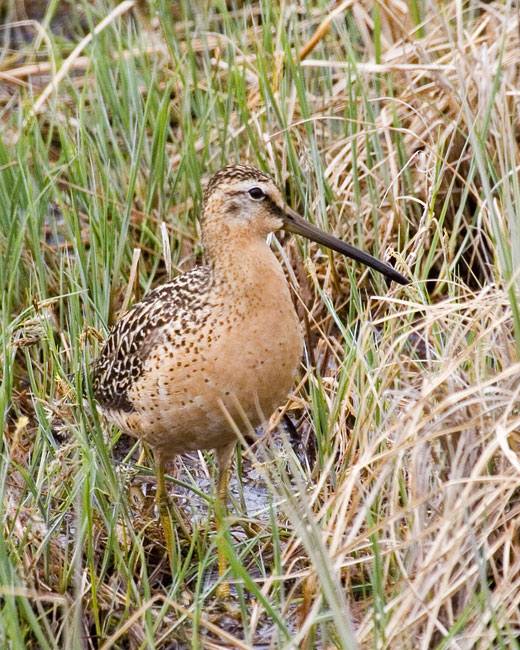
<box><xmin>92</xmin><ymin>164</ymin><xmax>409</xmax><ymax>594</ymax></box>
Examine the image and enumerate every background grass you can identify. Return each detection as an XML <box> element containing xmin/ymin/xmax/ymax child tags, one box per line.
<box><xmin>1</xmin><ymin>0</ymin><xmax>519</xmax><ymax>648</ymax></box>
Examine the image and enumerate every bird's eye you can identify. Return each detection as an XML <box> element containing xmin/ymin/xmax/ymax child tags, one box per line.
<box><xmin>248</xmin><ymin>187</ymin><xmax>266</xmax><ymax>200</ymax></box>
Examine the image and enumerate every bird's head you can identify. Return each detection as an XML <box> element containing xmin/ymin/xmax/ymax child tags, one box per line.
<box><xmin>202</xmin><ymin>164</ymin><xmax>286</xmax><ymax>236</ymax></box>
<box><xmin>202</xmin><ymin>164</ymin><xmax>409</xmax><ymax>285</ymax></box>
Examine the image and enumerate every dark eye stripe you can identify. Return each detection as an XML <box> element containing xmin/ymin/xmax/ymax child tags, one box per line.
<box><xmin>266</xmin><ymin>196</ymin><xmax>285</xmax><ymax>218</ymax></box>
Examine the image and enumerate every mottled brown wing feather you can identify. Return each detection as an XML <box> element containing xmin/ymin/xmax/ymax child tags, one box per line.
<box><xmin>92</xmin><ymin>266</ymin><xmax>213</xmax><ymax>412</ymax></box>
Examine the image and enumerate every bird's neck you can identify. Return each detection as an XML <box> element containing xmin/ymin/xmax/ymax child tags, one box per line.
<box><xmin>204</xmin><ymin>225</ymin><xmax>285</xmax><ymax>297</ymax></box>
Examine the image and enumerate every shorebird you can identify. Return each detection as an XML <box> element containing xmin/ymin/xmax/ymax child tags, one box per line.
<box><xmin>92</xmin><ymin>164</ymin><xmax>408</xmax><ymax>595</ymax></box>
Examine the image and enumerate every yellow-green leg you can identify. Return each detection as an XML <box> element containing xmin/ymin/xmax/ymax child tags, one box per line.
<box><xmin>155</xmin><ymin>458</ymin><xmax>176</xmax><ymax>573</ymax></box>
<box><xmin>215</xmin><ymin>443</ymin><xmax>235</xmax><ymax>598</ymax></box>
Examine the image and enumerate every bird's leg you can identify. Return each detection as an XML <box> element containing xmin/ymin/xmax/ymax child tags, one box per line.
<box><xmin>154</xmin><ymin>454</ymin><xmax>176</xmax><ymax>573</ymax></box>
<box><xmin>215</xmin><ymin>442</ymin><xmax>235</xmax><ymax>598</ymax></box>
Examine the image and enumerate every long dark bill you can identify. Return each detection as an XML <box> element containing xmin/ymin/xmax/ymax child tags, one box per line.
<box><xmin>282</xmin><ymin>206</ymin><xmax>410</xmax><ymax>286</ymax></box>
